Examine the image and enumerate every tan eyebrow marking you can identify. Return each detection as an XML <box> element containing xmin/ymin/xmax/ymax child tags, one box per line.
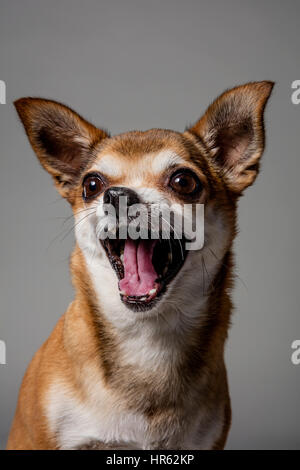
<box><xmin>151</xmin><ymin>150</ymin><xmax>186</xmax><ymax>174</ymax></box>
<box><xmin>93</xmin><ymin>154</ymin><xmax>123</xmax><ymax>178</ymax></box>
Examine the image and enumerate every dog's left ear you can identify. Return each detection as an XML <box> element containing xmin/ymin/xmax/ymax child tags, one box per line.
<box><xmin>14</xmin><ymin>97</ymin><xmax>109</xmax><ymax>201</ymax></box>
<box><xmin>186</xmin><ymin>81</ymin><xmax>274</xmax><ymax>193</ymax></box>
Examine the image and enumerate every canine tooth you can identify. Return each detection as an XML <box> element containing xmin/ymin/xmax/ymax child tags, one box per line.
<box><xmin>120</xmin><ymin>254</ymin><xmax>124</xmax><ymax>262</ymax></box>
<box><xmin>140</xmin><ymin>297</ymin><xmax>147</xmax><ymax>301</ymax></box>
<box><xmin>120</xmin><ymin>290</ymin><xmax>126</xmax><ymax>295</ymax></box>
<box><xmin>149</xmin><ymin>288</ymin><xmax>157</xmax><ymax>295</ymax></box>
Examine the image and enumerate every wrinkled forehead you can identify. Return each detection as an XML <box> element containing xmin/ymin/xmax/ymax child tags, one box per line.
<box><xmin>89</xmin><ymin>130</ymin><xmax>198</xmax><ymax>185</ymax></box>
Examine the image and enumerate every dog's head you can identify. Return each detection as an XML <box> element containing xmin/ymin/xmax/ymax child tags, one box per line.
<box><xmin>15</xmin><ymin>82</ymin><xmax>273</xmax><ymax>318</ymax></box>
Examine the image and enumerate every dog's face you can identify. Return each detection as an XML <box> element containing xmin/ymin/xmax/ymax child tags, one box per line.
<box><xmin>15</xmin><ymin>82</ymin><xmax>273</xmax><ymax>318</ymax></box>
<box><xmin>73</xmin><ymin>130</ymin><xmax>211</xmax><ymax>313</ymax></box>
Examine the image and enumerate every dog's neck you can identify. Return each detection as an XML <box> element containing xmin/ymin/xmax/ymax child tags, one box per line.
<box><xmin>70</xmin><ymin>243</ymin><xmax>233</xmax><ymax>382</ymax></box>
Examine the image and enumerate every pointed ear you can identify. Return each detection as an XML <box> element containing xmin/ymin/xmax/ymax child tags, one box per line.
<box><xmin>186</xmin><ymin>81</ymin><xmax>274</xmax><ymax>193</ymax></box>
<box><xmin>14</xmin><ymin>97</ymin><xmax>109</xmax><ymax>201</ymax></box>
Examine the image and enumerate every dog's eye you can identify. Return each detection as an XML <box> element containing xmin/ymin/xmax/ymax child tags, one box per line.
<box><xmin>82</xmin><ymin>175</ymin><xmax>104</xmax><ymax>199</ymax></box>
<box><xmin>169</xmin><ymin>170</ymin><xmax>200</xmax><ymax>196</ymax></box>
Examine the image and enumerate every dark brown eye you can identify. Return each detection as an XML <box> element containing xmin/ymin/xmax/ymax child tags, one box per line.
<box><xmin>169</xmin><ymin>170</ymin><xmax>200</xmax><ymax>196</ymax></box>
<box><xmin>83</xmin><ymin>174</ymin><xmax>104</xmax><ymax>200</ymax></box>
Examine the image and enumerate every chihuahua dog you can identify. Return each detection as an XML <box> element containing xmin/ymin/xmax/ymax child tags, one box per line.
<box><xmin>7</xmin><ymin>81</ymin><xmax>273</xmax><ymax>450</ymax></box>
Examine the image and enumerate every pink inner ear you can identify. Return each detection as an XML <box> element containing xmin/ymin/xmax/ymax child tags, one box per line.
<box><xmin>226</xmin><ymin>134</ymin><xmax>250</xmax><ymax>167</ymax></box>
<box><xmin>217</xmin><ymin>124</ymin><xmax>251</xmax><ymax>168</ymax></box>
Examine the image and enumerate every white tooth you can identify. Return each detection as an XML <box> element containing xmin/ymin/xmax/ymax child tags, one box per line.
<box><xmin>120</xmin><ymin>290</ymin><xmax>126</xmax><ymax>295</ymax></box>
<box><xmin>149</xmin><ymin>288</ymin><xmax>157</xmax><ymax>295</ymax></box>
<box><xmin>140</xmin><ymin>297</ymin><xmax>147</xmax><ymax>301</ymax></box>
<box><xmin>120</xmin><ymin>254</ymin><xmax>124</xmax><ymax>262</ymax></box>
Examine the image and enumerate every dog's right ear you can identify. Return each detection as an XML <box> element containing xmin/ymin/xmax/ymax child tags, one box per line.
<box><xmin>186</xmin><ymin>81</ymin><xmax>274</xmax><ymax>193</ymax></box>
<box><xmin>14</xmin><ymin>98</ymin><xmax>109</xmax><ymax>201</ymax></box>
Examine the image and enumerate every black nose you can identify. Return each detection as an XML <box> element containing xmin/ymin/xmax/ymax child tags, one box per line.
<box><xmin>103</xmin><ymin>186</ymin><xmax>140</xmax><ymax>212</ymax></box>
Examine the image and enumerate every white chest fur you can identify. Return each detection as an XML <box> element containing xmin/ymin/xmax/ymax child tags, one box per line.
<box><xmin>46</xmin><ymin>378</ymin><xmax>224</xmax><ymax>450</ymax></box>
<box><xmin>62</xmin><ymin>200</ymin><xmax>229</xmax><ymax>449</ymax></box>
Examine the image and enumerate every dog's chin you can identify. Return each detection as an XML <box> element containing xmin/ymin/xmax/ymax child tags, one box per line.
<box><xmin>100</xmin><ymin>236</ymin><xmax>188</xmax><ymax>313</ymax></box>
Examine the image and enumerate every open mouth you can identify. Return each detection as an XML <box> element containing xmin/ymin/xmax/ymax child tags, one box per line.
<box><xmin>101</xmin><ymin>234</ymin><xmax>188</xmax><ymax>311</ymax></box>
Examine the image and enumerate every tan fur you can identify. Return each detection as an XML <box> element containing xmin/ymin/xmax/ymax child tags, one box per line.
<box><xmin>7</xmin><ymin>82</ymin><xmax>273</xmax><ymax>450</ymax></box>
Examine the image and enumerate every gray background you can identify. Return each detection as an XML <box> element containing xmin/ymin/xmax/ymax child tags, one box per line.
<box><xmin>0</xmin><ymin>0</ymin><xmax>299</xmax><ymax>450</ymax></box>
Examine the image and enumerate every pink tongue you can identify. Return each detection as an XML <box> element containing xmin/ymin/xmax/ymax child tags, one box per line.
<box><xmin>119</xmin><ymin>239</ymin><xmax>157</xmax><ymax>296</ymax></box>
